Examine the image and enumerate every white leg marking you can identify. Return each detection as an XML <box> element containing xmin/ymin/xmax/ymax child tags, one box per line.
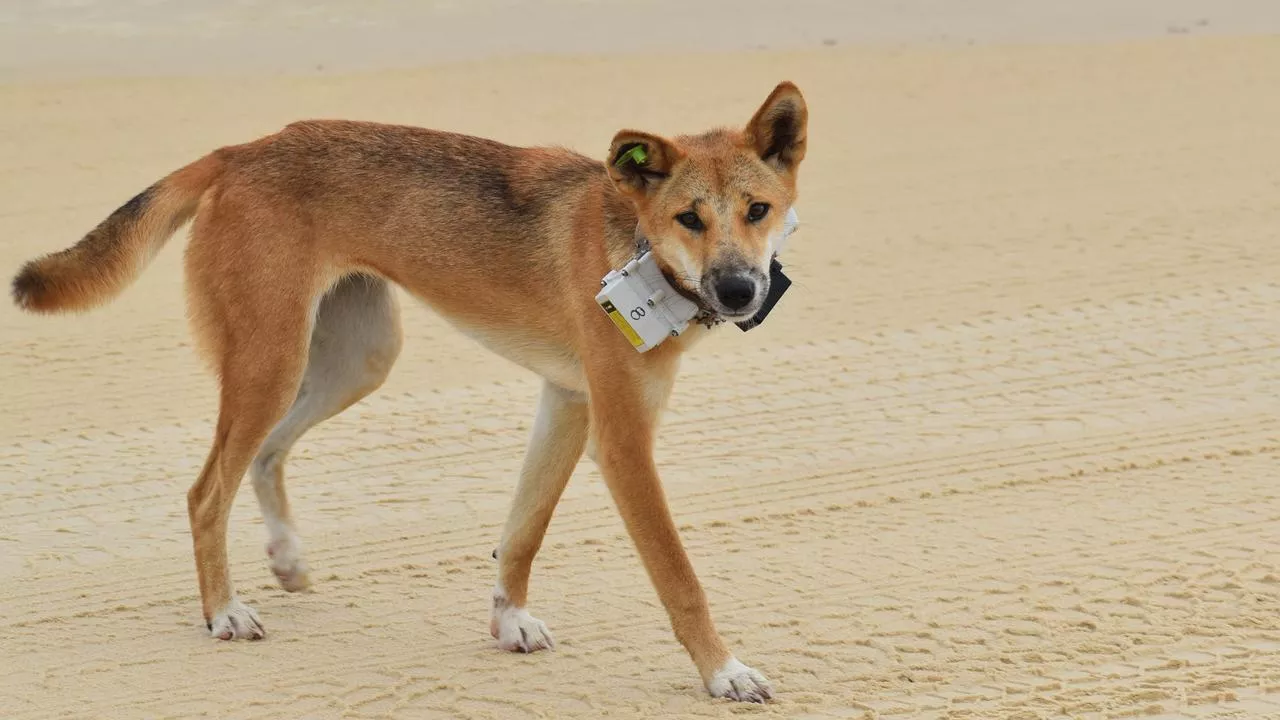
<box><xmin>265</xmin><ymin>518</ymin><xmax>311</xmax><ymax>592</ymax></box>
<box><xmin>489</xmin><ymin>584</ymin><xmax>555</xmax><ymax>653</ymax></box>
<box><xmin>252</xmin><ymin>450</ymin><xmax>312</xmax><ymax>592</ymax></box>
<box><xmin>209</xmin><ymin>597</ymin><xmax>265</xmax><ymax>641</ymax></box>
<box><xmin>707</xmin><ymin>657</ymin><xmax>773</xmax><ymax>702</ymax></box>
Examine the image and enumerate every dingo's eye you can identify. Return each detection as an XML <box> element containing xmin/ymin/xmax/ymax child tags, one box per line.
<box><xmin>747</xmin><ymin>202</ymin><xmax>770</xmax><ymax>223</ymax></box>
<box><xmin>676</xmin><ymin>211</ymin><xmax>704</xmax><ymax>231</ymax></box>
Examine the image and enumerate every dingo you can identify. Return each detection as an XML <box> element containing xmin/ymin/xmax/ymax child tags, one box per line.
<box><xmin>12</xmin><ymin>82</ymin><xmax>808</xmax><ymax>702</ymax></box>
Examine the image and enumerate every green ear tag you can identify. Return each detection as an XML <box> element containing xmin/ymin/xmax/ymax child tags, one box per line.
<box><xmin>616</xmin><ymin>144</ymin><xmax>648</xmax><ymax>168</ymax></box>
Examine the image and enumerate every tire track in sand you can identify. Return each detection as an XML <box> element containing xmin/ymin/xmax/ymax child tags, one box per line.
<box><xmin>2</xmin><ymin>284</ymin><xmax>1277</xmax><ymax>616</ymax></box>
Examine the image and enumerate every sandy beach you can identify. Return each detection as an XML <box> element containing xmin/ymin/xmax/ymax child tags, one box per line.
<box><xmin>3</xmin><ymin>2</ymin><xmax>1280</xmax><ymax>718</ymax></box>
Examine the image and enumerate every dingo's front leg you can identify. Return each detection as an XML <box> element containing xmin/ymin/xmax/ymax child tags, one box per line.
<box><xmin>491</xmin><ymin>382</ymin><xmax>589</xmax><ymax>652</ymax></box>
<box><xmin>586</xmin><ymin>363</ymin><xmax>773</xmax><ymax>702</ymax></box>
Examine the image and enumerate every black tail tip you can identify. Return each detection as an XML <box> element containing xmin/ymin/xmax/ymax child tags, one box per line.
<box><xmin>11</xmin><ymin>262</ymin><xmax>50</xmax><ymax>312</ymax></box>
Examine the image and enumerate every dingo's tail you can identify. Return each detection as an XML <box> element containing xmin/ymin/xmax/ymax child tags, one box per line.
<box><xmin>11</xmin><ymin>152</ymin><xmax>224</xmax><ymax>313</ymax></box>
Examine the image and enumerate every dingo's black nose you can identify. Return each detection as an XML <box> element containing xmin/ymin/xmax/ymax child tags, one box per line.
<box><xmin>714</xmin><ymin>274</ymin><xmax>757</xmax><ymax>311</ymax></box>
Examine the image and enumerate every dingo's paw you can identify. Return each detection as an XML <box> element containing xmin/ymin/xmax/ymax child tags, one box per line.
<box><xmin>708</xmin><ymin>658</ymin><xmax>773</xmax><ymax>702</ymax></box>
<box><xmin>208</xmin><ymin>598</ymin><xmax>265</xmax><ymax>641</ymax></box>
<box><xmin>267</xmin><ymin>536</ymin><xmax>311</xmax><ymax>592</ymax></box>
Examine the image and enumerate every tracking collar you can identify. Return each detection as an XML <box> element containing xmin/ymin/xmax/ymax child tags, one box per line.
<box><xmin>595</xmin><ymin>208</ymin><xmax>798</xmax><ymax>352</ymax></box>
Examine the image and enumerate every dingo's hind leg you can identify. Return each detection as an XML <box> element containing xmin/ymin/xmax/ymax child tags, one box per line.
<box><xmin>250</xmin><ymin>274</ymin><xmax>403</xmax><ymax>592</ymax></box>
<box><xmin>183</xmin><ymin>216</ymin><xmax>329</xmax><ymax>639</ymax></box>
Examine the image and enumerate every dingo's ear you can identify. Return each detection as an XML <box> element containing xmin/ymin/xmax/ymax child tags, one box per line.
<box><xmin>746</xmin><ymin>81</ymin><xmax>808</xmax><ymax>174</ymax></box>
<box><xmin>607</xmin><ymin>131</ymin><xmax>682</xmax><ymax>199</ymax></box>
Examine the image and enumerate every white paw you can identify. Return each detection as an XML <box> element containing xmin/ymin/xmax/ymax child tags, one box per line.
<box><xmin>490</xmin><ymin>605</ymin><xmax>555</xmax><ymax>653</ymax></box>
<box><xmin>707</xmin><ymin>657</ymin><xmax>773</xmax><ymax>703</ymax></box>
<box><xmin>266</xmin><ymin>535</ymin><xmax>311</xmax><ymax>592</ymax></box>
<box><xmin>208</xmin><ymin>598</ymin><xmax>266</xmax><ymax>641</ymax></box>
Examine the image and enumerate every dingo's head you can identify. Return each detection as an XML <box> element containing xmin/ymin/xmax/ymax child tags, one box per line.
<box><xmin>607</xmin><ymin>81</ymin><xmax>807</xmax><ymax>321</ymax></box>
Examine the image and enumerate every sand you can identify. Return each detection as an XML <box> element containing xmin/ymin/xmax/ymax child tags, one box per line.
<box><xmin>3</xmin><ymin>2</ymin><xmax>1280</xmax><ymax>718</ymax></box>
